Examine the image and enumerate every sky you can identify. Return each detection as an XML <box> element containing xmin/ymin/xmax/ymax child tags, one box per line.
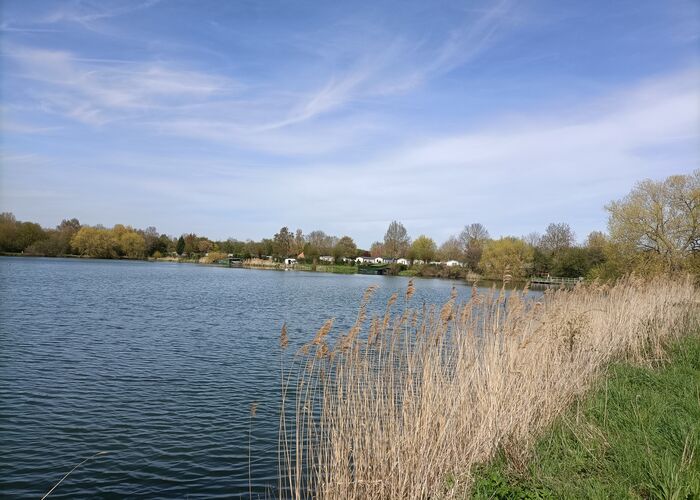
<box><xmin>1</xmin><ymin>0</ymin><xmax>698</xmax><ymax>248</ymax></box>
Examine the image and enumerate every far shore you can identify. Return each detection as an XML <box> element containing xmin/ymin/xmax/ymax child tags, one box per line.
<box><xmin>1</xmin><ymin>252</ymin><xmax>549</xmax><ymax>286</ymax></box>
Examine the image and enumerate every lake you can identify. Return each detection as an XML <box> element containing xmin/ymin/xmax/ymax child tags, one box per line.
<box><xmin>0</xmin><ymin>257</ymin><xmax>518</xmax><ymax>498</ymax></box>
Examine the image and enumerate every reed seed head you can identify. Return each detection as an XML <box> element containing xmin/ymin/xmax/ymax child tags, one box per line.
<box><xmin>406</xmin><ymin>279</ymin><xmax>416</xmax><ymax>301</ymax></box>
<box><xmin>280</xmin><ymin>322</ymin><xmax>289</xmax><ymax>349</ymax></box>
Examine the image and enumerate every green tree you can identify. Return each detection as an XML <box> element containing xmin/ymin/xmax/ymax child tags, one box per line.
<box><xmin>0</xmin><ymin>213</ymin><xmax>19</xmax><ymax>252</ymax></box>
<box><xmin>56</xmin><ymin>218</ymin><xmax>81</xmax><ymax>254</ymax></box>
<box><xmin>183</xmin><ymin>233</ymin><xmax>198</xmax><ymax>255</ymax></box>
<box><xmin>119</xmin><ymin>231</ymin><xmax>146</xmax><ymax>259</ymax></box>
<box><xmin>25</xmin><ymin>230</ymin><xmax>66</xmax><ymax>256</ymax></box>
<box><xmin>176</xmin><ymin>236</ymin><xmax>186</xmax><ymax>255</ymax></box>
<box><xmin>584</xmin><ymin>231</ymin><xmax>607</xmax><ymax>269</ymax></box>
<box><xmin>333</xmin><ymin>236</ymin><xmax>357</xmax><ymax>261</ymax></box>
<box><xmin>111</xmin><ymin>225</ymin><xmax>146</xmax><ymax>258</ymax></box>
<box><xmin>15</xmin><ymin>222</ymin><xmax>47</xmax><ymax>251</ymax></box>
<box><xmin>71</xmin><ymin>227</ymin><xmax>118</xmax><ymax>258</ymax></box>
<box><xmin>304</xmin><ymin>242</ymin><xmax>320</xmax><ymax>263</ymax></box>
<box><xmin>273</xmin><ymin>227</ymin><xmax>294</xmax><ymax>258</ymax></box>
<box><xmin>480</xmin><ymin>237</ymin><xmax>534</xmax><ymax>279</ymax></box>
<box><xmin>551</xmin><ymin>247</ymin><xmax>592</xmax><ymax>278</ymax></box>
<box><xmin>409</xmin><ymin>235</ymin><xmax>437</xmax><ymax>262</ymax></box>
<box><xmin>531</xmin><ymin>247</ymin><xmax>553</xmax><ymax>275</ymax></box>
<box><xmin>383</xmin><ymin>221</ymin><xmax>410</xmax><ymax>259</ymax></box>
<box><xmin>141</xmin><ymin>226</ymin><xmax>160</xmax><ymax>256</ymax></box>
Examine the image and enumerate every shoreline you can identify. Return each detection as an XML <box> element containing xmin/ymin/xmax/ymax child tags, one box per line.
<box><xmin>2</xmin><ymin>252</ymin><xmax>534</xmax><ymax>285</ymax></box>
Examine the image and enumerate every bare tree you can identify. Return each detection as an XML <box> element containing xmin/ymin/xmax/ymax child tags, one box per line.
<box><xmin>540</xmin><ymin>223</ymin><xmax>575</xmax><ymax>253</ymax></box>
<box><xmin>459</xmin><ymin>223</ymin><xmax>490</xmax><ymax>269</ymax></box>
<box><xmin>523</xmin><ymin>232</ymin><xmax>542</xmax><ymax>248</ymax></box>
<box><xmin>439</xmin><ymin>235</ymin><xmax>462</xmax><ymax>261</ymax></box>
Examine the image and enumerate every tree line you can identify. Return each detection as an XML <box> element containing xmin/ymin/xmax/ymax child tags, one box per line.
<box><xmin>1</xmin><ymin>170</ymin><xmax>697</xmax><ymax>280</ymax></box>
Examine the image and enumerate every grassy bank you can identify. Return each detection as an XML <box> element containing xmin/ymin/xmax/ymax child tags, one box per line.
<box><xmin>470</xmin><ymin>334</ymin><xmax>700</xmax><ymax>499</ymax></box>
<box><xmin>280</xmin><ymin>277</ymin><xmax>698</xmax><ymax>499</ymax></box>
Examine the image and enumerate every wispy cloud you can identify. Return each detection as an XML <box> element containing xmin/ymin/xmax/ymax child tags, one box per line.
<box><xmin>2</xmin><ymin>0</ymin><xmax>514</xmax><ymax>142</ymax></box>
<box><xmin>42</xmin><ymin>0</ymin><xmax>162</xmax><ymax>26</ymax></box>
<box><xmin>3</xmin><ymin>45</ymin><xmax>236</xmax><ymax>125</ymax></box>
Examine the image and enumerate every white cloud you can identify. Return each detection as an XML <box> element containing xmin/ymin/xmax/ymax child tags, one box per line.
<box><xmin>42</xmin><ymin>0</ymin><xmax>162</xmax><ymax>25</ymax></box>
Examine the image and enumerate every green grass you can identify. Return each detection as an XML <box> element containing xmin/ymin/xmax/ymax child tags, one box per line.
<box><xmin>470</xmin><ymin>334</ymin><xmax>700</xmax><ymax>499</ymax></box>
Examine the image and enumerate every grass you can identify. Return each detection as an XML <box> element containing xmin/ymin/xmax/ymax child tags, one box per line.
<box><xmin>279</xmin><ymin>276</ymin><xmax>698</xmax><ymax>499</ymax></box>
<box><xmin>470</xmin><ymin>334</ymin><xmax>700</xmax><ymax>499</ymax></box>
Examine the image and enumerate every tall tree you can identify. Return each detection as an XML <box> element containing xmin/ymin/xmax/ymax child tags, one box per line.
<box><xmin>459</xmin><ymin>223</ymin><xmax>490</xmax><ymax>270</ymax></box>
<box><xmin>294</xmin><ymin>229</ymin><xmax>305</xmax><ymax>255</ymax></box>
<box><xmin>585</xmin><ymin>231</ymin><xmax>607</xmax><ymax>267</ymax></box>
<box><xmin>306</xmin><ymin>230</ymin><xmax>335</xmax><ymax>255</ymax></box>
<box><xmin>606</xmin><ymin>170</ymin><xmax>699</xmax><ymax>270</ymax></box>
<box><xmin>383</xmin><ymin>220</ymin><xmax>410</xmax><ymax>259</ymax></box>
<box><xmin>176</xmin><ymin>236</ymin><xmax>186</xmax><ymax>255</ymax></box>
<box><xmin>0</xmin><ymin>213</ymin><xmax>18</xmax><ymax>252</ymax></box>
<box><xmin>183</xmin><ymin>233</ymin><xmax>198</xmax><ymax>255</ymax></box>
<box><xmin>273</xmin><ymin>227</ymin><xmax>294</xmax><ymax>258</ymax></box>
<box><xmin>141</xmin><ymin>226</ymin><xmax>160</xmax><ymax>256</ymax></box>
<box><xmin>540</xmin><ymin>223</ymin><xmax>575</xmax><ymax>253</ymax></box>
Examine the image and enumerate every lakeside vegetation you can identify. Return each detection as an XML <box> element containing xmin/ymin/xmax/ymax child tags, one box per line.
<box><xmin>1</xmin><ymin>171</ymin><xmax>697</xmax><ymax>281</ymax></box>
<box><xmin>469</xmin><ymin>334</ymin><xmax>700</xmax><ymax>499</ymax></box>
<box><xmin>279</xmin><ymin>276</ymin><xmax>698</xmax><ymax>499</ymax></box>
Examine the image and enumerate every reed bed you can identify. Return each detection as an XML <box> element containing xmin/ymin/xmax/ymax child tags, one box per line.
<box><xmin>279</xmin><ymin>276</ymin><xmax>698</xmax><ymax>499</ymax></box>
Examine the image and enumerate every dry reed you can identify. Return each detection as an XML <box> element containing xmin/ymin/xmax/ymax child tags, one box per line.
<box><xmin>279</xmin><ymin>276</ymin><xmax>698</xmax><ymax>499</ymax></box>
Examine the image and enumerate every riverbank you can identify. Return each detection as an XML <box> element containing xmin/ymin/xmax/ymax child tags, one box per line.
<box><xmin>470</xmin><ymin>333</ymin><xmax>700</xmax><ymax>498</ymax></box>
<box><xmin>280</xmin><ymin>276</ymin><xmax>698</xmax><ymax>498</ymax></box>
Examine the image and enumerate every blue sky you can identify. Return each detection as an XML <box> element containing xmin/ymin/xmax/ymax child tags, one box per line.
<box><xmin>1</xmin><ymin>0</ymin><xmax>698</xmax><ymax>247</ymax></box>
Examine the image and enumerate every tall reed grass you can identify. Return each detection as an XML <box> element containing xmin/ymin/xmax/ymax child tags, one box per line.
<box><xmin>279</xmin><ymin>276</ymin><xmax>698</xmax><ymax>499</ymax></box>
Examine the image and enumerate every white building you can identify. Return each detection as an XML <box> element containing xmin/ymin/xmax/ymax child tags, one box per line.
<box><xmin>355</xmin><ymin>256</ymin><xmax>372</xmax><ymax>264</ymax></box>
<box><xmin>319</xmin><ymin>255</ymin><xmax>334</xmax><ymax>263</ymax></box>
<box><xmin>445</xmin><ymin>260</ymin><xmax>462</xmax><ymax>267</ymax></box>
<box><xmin>396</xmin><ymin>258</ymin><xmax>410</xmax><ymax>266</ymax></box>
<box><xmin>373</xmin><ymin>257</ymin><xmax>384</xmax><ymax>264</ymax></box>
<box><xmin>284</xmin><ymin>258</ymin><xmax>297</xmax><ymax>266</ymax></box>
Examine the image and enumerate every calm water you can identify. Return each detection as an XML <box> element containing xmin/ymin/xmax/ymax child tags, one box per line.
<box><xmin>0</xmin><ymin>257</ymin><xmax>508</xmax><ymax>498</ymax></box>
